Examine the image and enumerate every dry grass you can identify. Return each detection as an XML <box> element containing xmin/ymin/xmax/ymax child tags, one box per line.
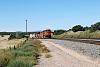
<box><xmin>0</xmin><ymin>35</ymin><xmax>26</xmax><ymax>49</ymax></box>
<box><xmin>0</xmin><ymin>39</ymin><xmax>44</xmax><ymax>67</ymax></box>
<box><xmin>54</xmin><ymin>30</ymin><xmax>100</xmax><ymax>39</ymax></box>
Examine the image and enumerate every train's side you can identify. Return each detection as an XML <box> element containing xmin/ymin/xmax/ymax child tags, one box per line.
<box><xmin>30</xmin><ymin>29</ymin><xmax>53</xmax><ymax>38</ymax></box>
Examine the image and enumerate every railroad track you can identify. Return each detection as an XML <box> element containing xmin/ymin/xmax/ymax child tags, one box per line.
<box><xmin>52</xmin><ymin>38</ymin><xmax>100</xmax><ymax>45</ymax></box>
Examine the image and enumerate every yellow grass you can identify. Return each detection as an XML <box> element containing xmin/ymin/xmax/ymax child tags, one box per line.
<box><xmin>54</xmin><ymin>30</ymin><xmax>100</xmax><ymax>39</ymax></box>
<box><xmin>0</xmin><ymin>35</ymin><xmax>26</xmax><ymax>49</ymax></box>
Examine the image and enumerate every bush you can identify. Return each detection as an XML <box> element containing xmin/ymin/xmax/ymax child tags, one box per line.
<box><xmin>54</xmin><ymin>29</ymin><xmax>66</xmax><ymax>35</ymax></box>
<box><xmin>16</xmin><ymin>56</ymin><xmax>38</xmax><ymax>65</ymax></box>
<box><xmin>83</xmin><ymin>26</ymin><xmax>90</xmax><ymax>31</ymax></box>
<box><xmin>72</xmin><ymin>25</ymin><xmax>84</xmax><ymax>32</ymax></box>
<box><xmin>12</xmin><ymin>44</ymin><xmax>39</xmax><ymax>57</ymax></box>
<box><xmin>12</xmin><ymin>50</ymin><xmax>33</xmax><ymax>57</ymax></box>
<box><xmin>8</xmin><ymin>34</ymin><xmax>16</xmax><ymax>40</ymax></box>
<box><xmin>0</xmin><ymin>50</ymin><xmax>12</xmax><ymax>67</ymax></box>
<box><xmin>90</xmin><ymin>22</ymin><xmax>100</xmax><ymax>32</ymax></box>
<box><xmin>7</xmin><ymin>60</ymin><xmax>33</xmax><ymax>67</ymax></box>
<box><xmin>45</xmin><ymin>54</ymin><xmax>52</xmax><ymax>58</ymax></box>
<box><xmin>16</xmin><ymin>32</ymin><xmax>25</xmax><ymax>39</ymax></box>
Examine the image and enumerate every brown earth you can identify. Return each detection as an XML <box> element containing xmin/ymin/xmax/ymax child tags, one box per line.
<box><xmin>35</xmin><ymin>40</ymin><xmax>100</xmax><ymax>67</ymax></box>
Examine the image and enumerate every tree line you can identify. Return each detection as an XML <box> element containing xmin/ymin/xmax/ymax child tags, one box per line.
<box><xmin>0</xmin><ymin>32</ymin><xmax>36</xmax><ymax>40</ymax></box>
<box><xmin>71</xmin><ymin>22</ymin><xmax>100</xmax><ymax>32</ymax></box>
<box><xmin>0</xmin><ymin>32</ymin><xmax>36</xmax><ymax>35</ymax></box>
<box><xmin>54</xmin><ymin>22</ymin><xmax>100</xmax><ymax>35</ymax></box>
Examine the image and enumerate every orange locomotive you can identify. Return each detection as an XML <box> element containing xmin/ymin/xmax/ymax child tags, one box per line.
<box><xmin>35</xmin><ymin>29</ymin><xmax>53</xmax><ymax>38</ymax></box>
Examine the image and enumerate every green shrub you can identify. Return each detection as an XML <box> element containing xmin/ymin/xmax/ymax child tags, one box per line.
<box><xmin>8</xmin><ymin>34</ymin><xmax>16</xmax><ymax>40</ymax></box>
<box><xmin>11</xmin><ymin>40</ymin><xmax>40</xmax><ymax>62</ymax></box>
<box><xmin>90</xmin><ymin>22</ymin><xmax>100</xmax><ymax>32</ymax></box>
<box><xmin>54</xmin><ymin>29</ymin><xmax>66</xmax><ymax>35</ymax></box>
<box><xmin>7</xmin><ymin>60</ymin><xmax>33</xmax><ymax>67</ymax></box>
<box><xmin>12</xmin><ymin>50</ymin><xmax>33</xmax><ymax>57</ymax></box>
<box><xmin>15</xmin><ymin>32</ymin><xmax>25</xmax><ymax>39</ymax></box>
<box><xmin>16</xmin><ymin>56</ymin><xmax>38</xmax><ymax>65</ymax></box>
<box><xmin>72</xmin><ymin>25</ymin><xmax>84</xmax><ymax>32</ymax></box>
<box><xmin>83</xmin><ymin>26</ymin><xmax>90</xmax><ymax>31</ymax></box>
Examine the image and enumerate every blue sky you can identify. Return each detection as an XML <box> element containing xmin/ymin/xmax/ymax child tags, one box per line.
<box><xmin>0</xmin><ymin>0</ymin><xmax>100</xmax><ymax>32</ymax></box>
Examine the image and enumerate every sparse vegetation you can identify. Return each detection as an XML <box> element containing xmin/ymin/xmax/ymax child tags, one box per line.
<box><xmin>0</xmin><ymin>39</ymin><xmax>48</xmax><ymax>67</ymax></box>
<box><xmin>45</xmin><ymin>54</ymin><xmax>52</xmax><ymax>58</ymax></box>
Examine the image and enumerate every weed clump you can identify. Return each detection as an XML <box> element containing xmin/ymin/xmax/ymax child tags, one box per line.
<box><xmin>0</xmin><ymin>50</ymin><xmax>12</xmax><ymax>67</ymax></box>
<box><xmin>45</xmin><ymin>54</ymin><xmax>52</xmax><ymax>58</ymax></box>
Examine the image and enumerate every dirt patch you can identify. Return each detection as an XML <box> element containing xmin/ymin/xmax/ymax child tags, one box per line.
<box><xmin>35</xmin><ymin>40</ymin><xmax>100</xmax><ymax>67</ymax></box>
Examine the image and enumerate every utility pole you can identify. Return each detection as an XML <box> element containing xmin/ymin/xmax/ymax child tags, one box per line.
<box><xmin>26</xmin><ymin>19</ymin><xmax>28</xmax><ymax>40</ymax></box>
<box><xmin>26</xmin><ymin>19</ymin><xmax>28</xmax><ymax>35</ymax></box>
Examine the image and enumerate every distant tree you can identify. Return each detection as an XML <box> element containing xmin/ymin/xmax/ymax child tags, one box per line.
<box><xmin>67</xmin><ymin>29</ymin><xmax>72</xmax><ymax>32</ymax></box>
<box><xmin>15</xmin><ymin>32</ymin><xmax>25</xmax><ymax>39</ymax></box>
<box><xmin>54</xmin><ymin>29</ymin><xmax>66</xmax><ymax>35</ymax></box>
<box><xmin>8</xmin><ymin>34</ymin><xmax>16</xmax><ymax>40</ymax></box>
<box><xmin>90</xmin><ymin>22</ymin><xmax>100</xmax><ymax>32</ymax></box>
<box><xmin>83</xmin><ymin>26</ymin><xmax>90</xmax><ymax>31</ymax></box>
<box><xmin>72</xmin><ymin>25</ymin><xmax>84</xmax><ymax>32</ymax></box>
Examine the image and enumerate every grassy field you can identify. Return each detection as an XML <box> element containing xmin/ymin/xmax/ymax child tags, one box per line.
<box><xmin>53</xmin><ymin>30</ymin><xmax>100</xmax><ymax>39</ymax></box>
<box><xmin>0</xmin><ymin>38</ymin><xmax>49</xmax><ymax>67</ymax></box>
<box><xmin>0</xmin><ymin>35</ymin><xmax>26</xmax><ymax>49</ymax></box>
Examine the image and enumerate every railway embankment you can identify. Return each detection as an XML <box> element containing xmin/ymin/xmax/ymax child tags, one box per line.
<box><xmin>42</xmin><ymin>39</ymin><xmax>100</xmax><ymax>61</ymax></box>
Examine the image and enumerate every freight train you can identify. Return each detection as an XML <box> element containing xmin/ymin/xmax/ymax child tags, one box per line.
<box><xmin>30</xmin><ymin>29</ymin><xmax>53</xmax><ymax>38</ymax></box>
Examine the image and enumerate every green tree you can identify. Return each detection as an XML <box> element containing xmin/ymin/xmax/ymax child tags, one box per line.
<box><xmin>67</xmin><ymin>29</ymin><xmax>72</xmax><ymax>32</ymax></box>
<box><xmin>54</xmin><ymin>29</ymin><xmax>66</xmax><ymax>35</ymax></box>
<box><xmin>8</xmin><ymin>34</ymin><xmax>16</xmax><ymax>40</ymax></box>
<box><xmin>72</xmin><ymin>25</ymin><xmax>84</xmax><ymax>32</ymax></box>
<box><xmin>15</xmin><ymin>32</ymin><xmax>25</xmax><ymax>39</ymax></box>
<box><xmin>83</xmin><ymin>26</ymin><xmax>90</xmax><ymax>31</ymax></box>
<box><xmin>90</xmin><ymin>22</ymin><xmax>100</xmax><ymax>32</ymax></box>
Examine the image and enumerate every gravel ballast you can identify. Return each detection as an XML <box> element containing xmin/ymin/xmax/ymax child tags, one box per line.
<box><xmin>42</xmin><ymin>39</ymin><xmax>100</xmax><ymax>60</ymax></box>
